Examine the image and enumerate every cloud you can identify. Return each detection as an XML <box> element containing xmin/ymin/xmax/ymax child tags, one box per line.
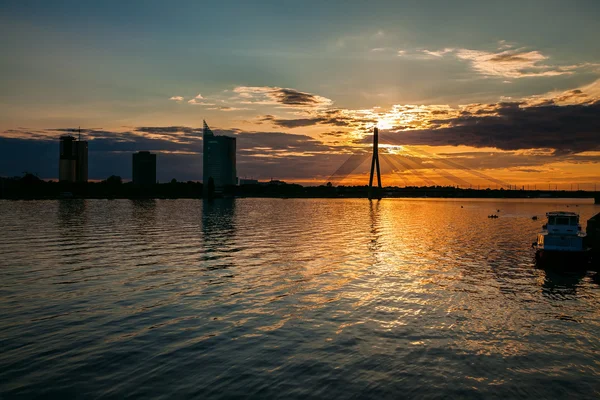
<box><xmin>0</xmin><ymin>126</ymin><xmax>356</xmax><ymax>181</ymax></box>
<box><xmin>422</xmin><ymin>48</ymin><xmax>454</xmax><ymax>58</ymax></box>
<box><xmin>207</xmin><ymin>106</ymin><xmax>250</xmax><ymax>112</ymax></box>
<box><xmin>135</xmin><ymin>126</ymin><xmax>203</xmax><ymax>138</ymax></box>
<box><xmin>233</xmin><ymin>86</ymin><xmax>333</xmax><ymax>108</ymax></box>
<box><xmin>525</xmin><ymin>79</ymin><xmax>600</xmax><ymax>105</ymax></box>
<box><xmin>382</xmin><ymin>100</ymin><xmax>600</xmax><ymax>154</ymax></box>
<box><xmin>510</xmin><ymin>168</ymin><xmax>544</xmax><ymax>173</ymax></box>
<box><xmin>4</xmin><ymin>79</ymin><xmax>600</xmax><ymax>182</ymax></box>
<box><xmin>454</xmin><ymin>48</ymin><xmax>596</xmax><ymax>78</ymax></box>
<box><xmin>169</xmin><ymin>96</ymin><xmax>184</xmax><ymax>102</ymax></box>
<box><xmin>259</xmin><ymin>109</ymin><xmax>374</xmax><ymax>129</ymax></box>
<box><xmin>320</xmin><ymin>130</ymin><xmax>347</xmax><ymax>138</ymax></box>
<box><xmin>187</xmin><ymin>99</ymin><xmax>215</xmax><ymax>105</ymax></box>
<box><xmin>497</xmin><ymin>40</ymin><xmax>513</xmax><ymax>50</ymax></box>
<box><xmin>395</xmin><ymin>43</ymin><xmax>598</xmax><ymax>79</ymax></box>
<box><xmin>261</xmin><ymin>115</ymin><xmax>327</xmax><ymax>128</ymax></box>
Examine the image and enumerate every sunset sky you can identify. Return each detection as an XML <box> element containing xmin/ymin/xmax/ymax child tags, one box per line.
<box><xmin>1</xmin><ymin>0</ymin><xmax>599</xmax><ymax>187</ymax></box>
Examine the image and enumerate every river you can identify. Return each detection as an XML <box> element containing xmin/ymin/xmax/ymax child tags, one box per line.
<box><xmin>1</xmin><ymin>198</ymin><xmax>599</xmax><ymax>398</ymax></box>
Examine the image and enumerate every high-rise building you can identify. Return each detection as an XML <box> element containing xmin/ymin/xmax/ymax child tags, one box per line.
<box><xmin>202</xmin><ymin>120</ymin><xmax>236</xmax><ymax>192</ymax></box>
<box><xmin>132</xmin><ymin>151</ymin><xmax>157</xmax><ymax>185</ymax></box>
<box><xmin>59</xmin><ymin>135</ymin><xmax>88</xmax><ymax>183</ymax></box>
<box><xmin>76</xmin><ymin>140</ymin><xmax>88</xmax><ymax>183</ymax></box>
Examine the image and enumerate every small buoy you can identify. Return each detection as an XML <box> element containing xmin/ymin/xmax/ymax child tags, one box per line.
<box><xmin>461</xmin><ymin>206</ymin><xmax>464</xmax><ymax>208</ymax></box>
<box><xmin>532</xmin><ymin>216</ymin><xmax>538</xmax><ymax>221</ymax></box>
<box><xmin>497</xmin><ymin>209</ymin><xmax>500</xmax><ymax>212</ymax></box>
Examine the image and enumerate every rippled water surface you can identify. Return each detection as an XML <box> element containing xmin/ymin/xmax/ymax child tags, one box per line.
<box><xmin>1</xmin><ymin>198</ymin><xmax>599</xmax><ymax>399</ymax></box>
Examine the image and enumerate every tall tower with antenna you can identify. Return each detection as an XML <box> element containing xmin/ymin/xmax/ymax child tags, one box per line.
<box><xmin>202</xmin><ymin>120</ymin><xmax>236</xmax><ymax>194</ymax></box>
<box><xmin>368</xmin><ymin>127</ymin><xmax>382</xmax><ymax>199</ymax></box>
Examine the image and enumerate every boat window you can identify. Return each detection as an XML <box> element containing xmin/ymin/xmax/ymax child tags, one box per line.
<box><xmin>548</xmin><ymin>216</ymin><xmax>556</xmax><ymax>225</ymax></box>
<box><xmin>555</xmin><ymin>217</ymin><xmax>569</xmax><ymax>225</ymax></box>
<box><xmin>570</xmin><ymin>217</ymin><xmax>578</xmax><ymax>226</ymax></box>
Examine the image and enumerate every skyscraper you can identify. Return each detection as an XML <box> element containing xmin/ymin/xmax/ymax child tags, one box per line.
<box><xmin>59</xmin><ymin>135</ymin><xmax>88</xmax><ymax>183</ymax></box>
<box><xmin>202</xmin><ymin>120</ymin><xmax>236</xmax><ymax>192</ymax></box>
<box><xmin>132</xmin><ymin>151</ymin><xmax>157</xmax><ymax>185</ymax></box>
<box><xmin>76</xmin><ymin>140</ymin><xmax>88</xmax><ymax>183</ymax></box>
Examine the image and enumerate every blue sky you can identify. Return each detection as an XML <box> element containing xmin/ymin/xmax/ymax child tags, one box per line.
<box><xmin>1</xmin><ymin>0</ymin><xmax>599</xmax><ymax>185</ymax></box>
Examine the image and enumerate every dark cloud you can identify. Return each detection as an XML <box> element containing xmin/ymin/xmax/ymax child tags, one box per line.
<box><xmin>320</xmin><ymin>131</ymin><xmax>347</xmax><ymax>138</ymax></box>
<box><xmin>489</xmin><ymin>54</ymin><xmax>530</xmax><ymax>63</ymax></box>
<box><xmin>384</xmin><ymin>100</ymin><xmax>600</xmax><ymax>154</ymax></box>
<box><xmin>0</xmin><ymin>127</ymin><xmax>351</xmax><ymax>182</ymax></box>
<box><xmin>260</xmin><ymin>110</ymin><xmax>362</xmax><ymax>129</ymax></box>
<box><xmin>260</xmin><ymin>115</ymin><xmax>326</xmax><ymax>128</ymax></box>
<box><xmin>550</xmin><ymin>89</ymin><xmax>589</xmax><ymax>104</ymax></box>
<box><xmin>135</xmin><ymin>126</ymin><xmax>202</xmax><ymax>136</ymax></box>
<box><xmin>510</xmin><ymin>168</ymin><xmax>544</xmax><ymax>173</ymax></box>
<box><xmin>234</xmin><ymin>86</ymin><xmax>332</xmax><ymax>108</ymax></box>
<box><xmin>273</xmin><ymin>88</ymin><xmax>324</xmax><ymax>106</ymax></box>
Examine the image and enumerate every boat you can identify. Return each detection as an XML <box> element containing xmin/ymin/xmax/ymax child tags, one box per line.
<box><xmin>533</xmin><ymin>211</ymin><xmax>590</xmax><ymax>267</ymax></box>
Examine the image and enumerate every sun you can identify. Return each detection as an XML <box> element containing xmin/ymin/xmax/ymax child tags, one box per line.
<box><xmin>376</xmin><ymin>119</ymin><xmax>393</xmax><ymax>130</ymax></box>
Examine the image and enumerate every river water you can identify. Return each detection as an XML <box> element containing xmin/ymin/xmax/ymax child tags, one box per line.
<box><xmin>1</xmin><ymin>198</ymin><xmax>599</xmax><ymax>399</ymax></box>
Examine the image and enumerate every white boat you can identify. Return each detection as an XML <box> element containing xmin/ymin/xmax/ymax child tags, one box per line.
<box><xmin>534</xmin><ymin>211</ymin><xmax>589</xmax><ymax>266</ymax></box>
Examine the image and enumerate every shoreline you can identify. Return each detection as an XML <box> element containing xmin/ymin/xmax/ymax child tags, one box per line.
<box><xmin>1</xmin><ymin>193</ymin><xmax>598</xmax><ymax>202</ymax></box>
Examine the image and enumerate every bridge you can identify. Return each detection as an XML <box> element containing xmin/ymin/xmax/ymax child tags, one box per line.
<box><xmin>326</xmin><ymin>127</ymin><xmax>600</xmax><ymax>202</ymax></box>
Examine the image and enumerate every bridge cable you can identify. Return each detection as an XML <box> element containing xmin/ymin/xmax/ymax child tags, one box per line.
<box><xmin>380</xmin><ymin>133</ymin><xmax>510</xmax><ymax>188</ymax></box>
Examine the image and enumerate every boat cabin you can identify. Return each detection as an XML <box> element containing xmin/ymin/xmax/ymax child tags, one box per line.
<box><xmin>543</xmin><ymin>211</ymin><xmax>581</xmax><ymax>235</ymax></box>
<box><xmin>537</xmin><ymin>211</ymin><xmax>586</xmax><ymax>252</ymax></box>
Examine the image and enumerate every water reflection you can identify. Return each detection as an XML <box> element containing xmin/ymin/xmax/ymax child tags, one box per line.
<box><xmin>540</xmin><ymin>268</ymin><xmax>587</xmax><ymax>299</ymax></box>
<box><xmin>130</xmin><ymin>199</ymin><xmax>156</xmax><ymax>237</ymax></box>
<box><xmin>57</xmin><ymin>199</ymin><xmax>87</xmax><ymax>245</ymax></box>
<box><xmin>368</xmin><ymin>199</ymin><xmax>381</xmax><ymax>256</ymax></box>
<box><xmin>1</xmin><ymin>198</ymin><xmax>600</xmax><ymax>398</ymax></box>
<box><xmin>57</xmin><ymin>199</ymin><xmax>87</xmax><ymax>228</ymax></box>
<box><xmin>201</xmin><ymin>199</ymin><xmax>237</xmax><ymax>270</ymax></box>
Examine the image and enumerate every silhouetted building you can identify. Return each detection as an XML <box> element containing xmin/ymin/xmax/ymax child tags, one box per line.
<box><xmin>59</xmin><ymin>135</ymin><xmax>88</xmax><ymax>183</ymax></box>
<box><xmin>202</xmin><ymin>120</ymin><xmax>236</xmax><ymax>192</ymax></box>
<box><xmin>239</xmin><ymin>178</ymin><xmax>259</xmax><ymax>185</ymax></box>
<box><xmin>132</xmin><ymin>151</ymin><xmax>157</xmax><ymax>185</ymax></box>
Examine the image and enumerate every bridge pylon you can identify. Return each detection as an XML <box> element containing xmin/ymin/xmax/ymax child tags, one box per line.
<box><xmin>368</xmin><ymin>127</ymin><xmax>382</xmax><ymax>200</ymax></box>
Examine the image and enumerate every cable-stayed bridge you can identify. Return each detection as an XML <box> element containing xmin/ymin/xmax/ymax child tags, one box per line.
<box><xmin>327</xmin><ymin>128</ymin><xmax>515</xmax><ymax>190</ymax></box>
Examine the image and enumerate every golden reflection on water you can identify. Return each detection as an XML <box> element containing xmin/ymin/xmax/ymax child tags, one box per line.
<box><xmin>1</xmin><ymin>198</ymin><xmax>599</xmax><ymax>398</ymax></box>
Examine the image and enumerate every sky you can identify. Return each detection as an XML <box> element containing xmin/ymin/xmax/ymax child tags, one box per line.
<box><xmin>1</xmin><ymin>0</ymin><xmax>599</xmax><ymax>187</ymax></box>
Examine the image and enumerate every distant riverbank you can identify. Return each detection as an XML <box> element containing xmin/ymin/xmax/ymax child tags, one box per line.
<box><xmin>2</xmin><ymin>173</ymin><xmax>599</xmax><ymax>202</ymax></box>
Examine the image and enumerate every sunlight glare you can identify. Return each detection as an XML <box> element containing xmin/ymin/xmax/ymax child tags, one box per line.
<box><xmin>377</xmin><ymin>119</ymin><xmax>393</xmax><ymax>130</ymax></box>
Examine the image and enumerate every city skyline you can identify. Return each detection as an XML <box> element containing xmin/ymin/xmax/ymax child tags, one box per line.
<box><xmin>1</xmin><ymin>1</ymin><xmax>599</xmax><ymax>186</ymax></box>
